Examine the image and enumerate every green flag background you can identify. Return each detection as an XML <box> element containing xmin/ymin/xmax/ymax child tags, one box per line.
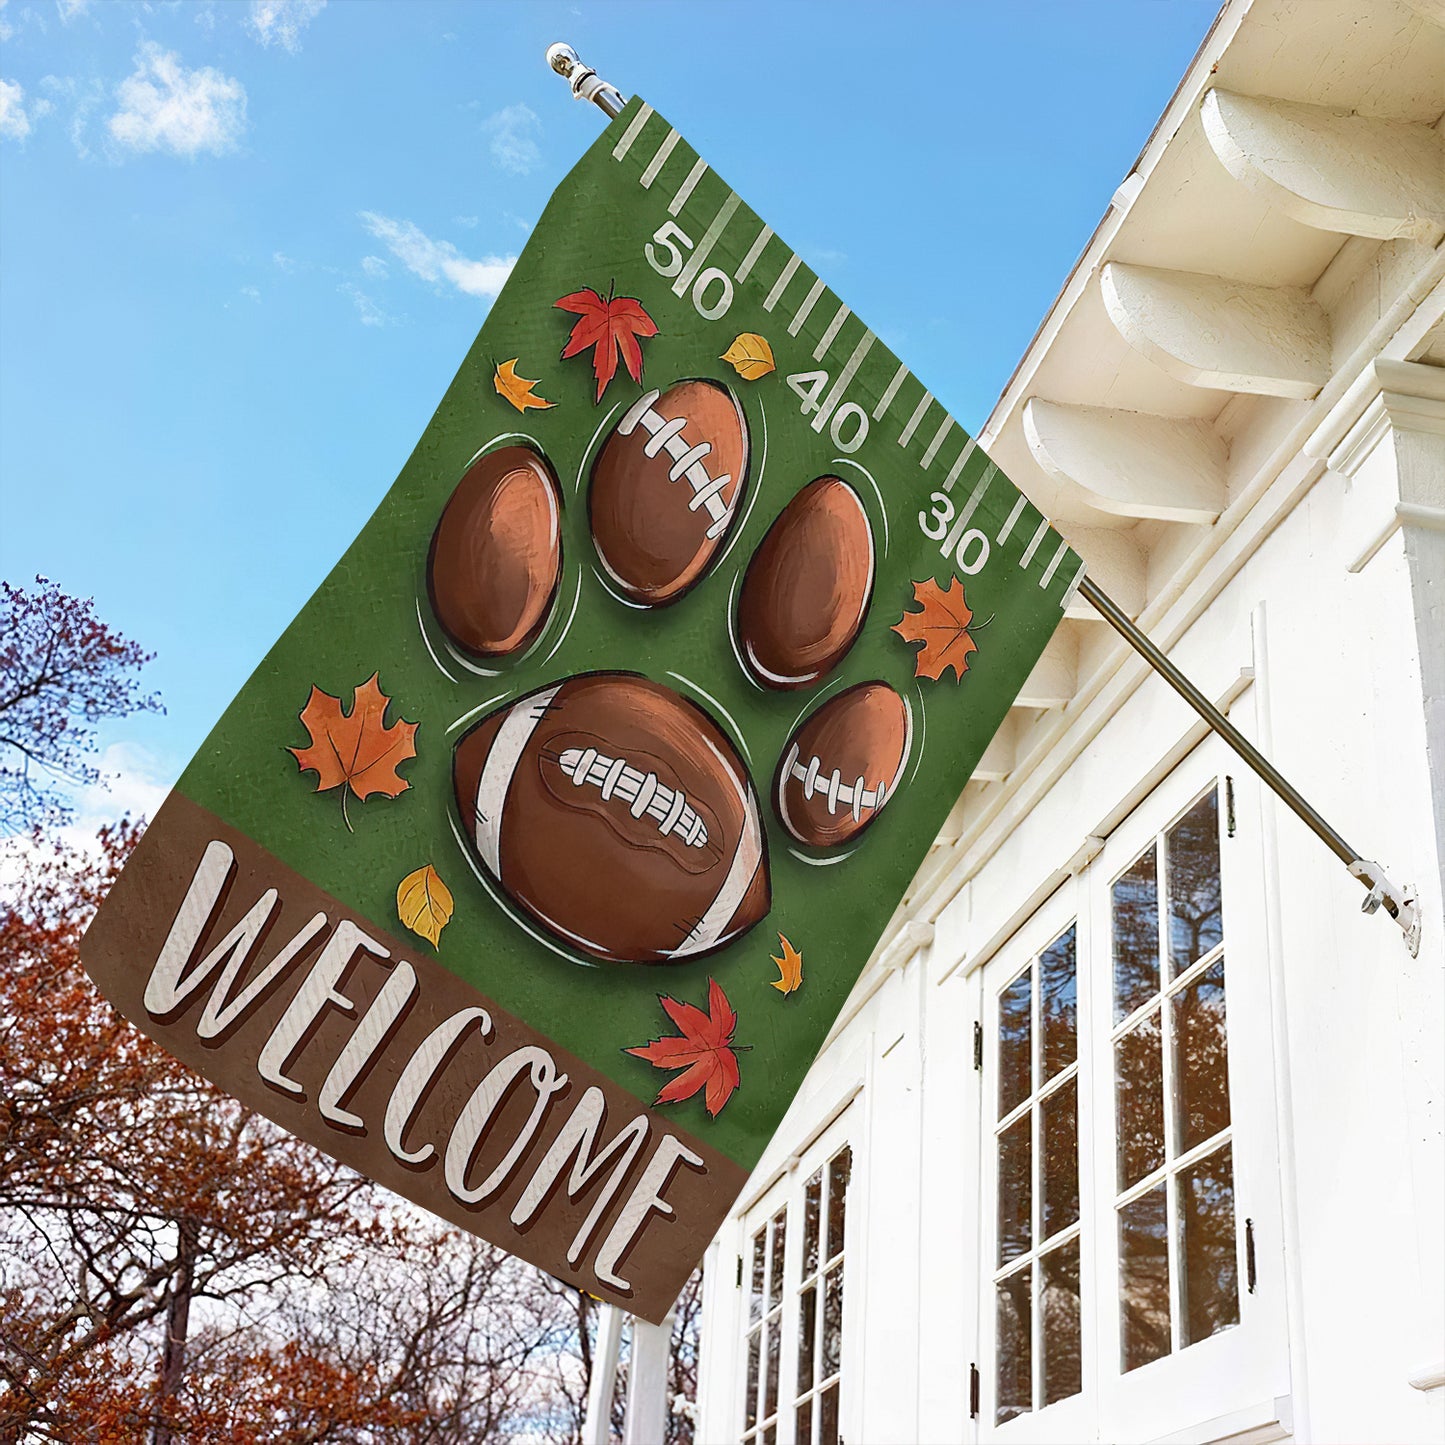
<box><xmin>82</xmin><ymin>99</ymin><xmax>1080</xmax><ymax>1307</ymax></box>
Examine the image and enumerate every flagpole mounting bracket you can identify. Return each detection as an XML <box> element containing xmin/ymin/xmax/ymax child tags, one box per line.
<box><xmin>546</xmin><ymin>43</ymin><xmax>625</xmax><ymax>120</ymax></box>
<box><xmin>1349</xmin><ymin>860</ymin><xmax>1421</xmax><ymax>957</ymax></box>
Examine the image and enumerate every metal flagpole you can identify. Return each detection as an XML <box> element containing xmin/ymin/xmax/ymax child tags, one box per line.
<box><xmin>543</xmin><ymin>44</ymin><xmax>1421</xmax><ymax>958</ymax></box>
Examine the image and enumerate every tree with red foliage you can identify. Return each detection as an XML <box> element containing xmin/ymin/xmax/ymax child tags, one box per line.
<box><xmin>0</xmin><ymin>577</ymin><xmax>163</xmax><ymax>831</ymax></box>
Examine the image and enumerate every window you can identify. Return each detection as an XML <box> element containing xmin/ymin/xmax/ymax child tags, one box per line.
<box><xmin>738</xmin><ymin>1116</ymin><xmax>854</xmax><ymax>1445</ymax></box>
<box><xmin>979</xmin><ymin>751</ymin><xmax>1289</xmax><ymax>1439</ymax></box>
<box><xmin>994</xmin><ymin>924</ymin><xmax>1082</xmax><ymax>1423</ymax></box>
<box><xmin>1111</xmin><ymin>788</ymin><xmax>1238</xmax><ymax>1373</ymax></box>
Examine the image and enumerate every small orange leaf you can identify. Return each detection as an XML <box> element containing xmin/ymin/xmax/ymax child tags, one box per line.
<box><xmin>770</xmin><ymin>933</ymin><xmax>803</xmax><ymax>995</ymax></box>
<box><xmin>721</xmin><ymin>332</ymin><xmax>775</xmax><ymax>381</ymax></box>
<box><xmin>493</xmin><ymin>358</ymin><xmax>554</xmax><ymax>413</ymax></box>
<box><xmin>626</xmin><ymin>978</ymin><xmax>741</xmax><ymax>1117</ymax></box>
<box><xmin>289</xmin><ymin>674</ymin><xmax>418</xmax><ymax>829</ymax></box>
<box><xmin>396</xmin><ymin>864</ymin><xmax>454</xmax><ymax>949</ymax></box>
<box><xmin>891</xmin><ymin>577</ymin><xmax>979</xmax><ymax>682</ymax></box>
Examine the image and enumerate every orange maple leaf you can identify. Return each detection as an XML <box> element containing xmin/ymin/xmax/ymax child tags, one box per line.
<box><xmin>493</xmin><ymin>358</ymin><xmax>554</xmax><ymax>414</ymax></box>
<box><xmin>891</xmin><ymin>577</ymin><xmax>980</xmax><ymax>682</ymax></box>
<box><xmin>555</xmin><ymin>286</ymin><xmax>658</xmax><ymax>402</ymax></box>
<box><xmin>289</xmin><ymin>673</ymin><xmax>418</xmax><ymax>831</ymax></box>
<box><xmin>770</xmin><ymin>933</ymin><xmax>803</xmax><ymax>995</ymax></box>
<box><xmin>625</xmin><ymin>978</ymin><xmax>742</xmax><ymax>1117</ymax></box>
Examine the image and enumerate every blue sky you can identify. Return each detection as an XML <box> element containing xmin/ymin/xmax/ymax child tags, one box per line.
<box><xmin>0</xmin><ymin>0</ymin><xmax>1216</xmax><ymax>818</ymax></box>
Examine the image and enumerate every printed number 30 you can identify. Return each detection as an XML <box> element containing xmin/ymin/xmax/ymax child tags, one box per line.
<box><xmin>919</xmin><ymin>491</ymin><xmax>990</xmax><ymax>574</ymax></box>
<box><xmin>645</xmin><ymin>222</ymin><xmax>734</xmax><ymax>321</ymax></box>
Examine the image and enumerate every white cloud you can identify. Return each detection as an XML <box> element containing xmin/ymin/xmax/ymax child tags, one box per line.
<box><xmin>0</xmin><ymin>0</ymin><xmax>13</xmax><ymax>42</ymax></box>
<box><xmin>0</xmin><ymin>79</ymin><xmax>33</xmax><ymax>141</ymax></box>
<box><xmin>107</xmin><ymin>44</ymin><xmax>246</xmax><ymax>158</ymax></box>
<box><xmin>240</xmin><ymin>284</ymin><xmax>260</xmax><ymax>301</ymax></box>
<box><xmin>360</xmin><ymin>254</ymin><xmax>387</xmax><ymax>279</ymax></box>
<box><xmin>55</xmin><ymin>0</ymin><xmax>90</xmax><ymax>22</ymax></box>
<box><xmin>247</xmin><ymin>0</ymin><xmax>325</xmax><ymax>52</ymax></box>
<box><xmin>359</xmin><ymin>212</ymin><xmax>515</xmax><ymax>301</ymax></box>
<box><xmin>340</xmin><ymin>282</ymin><xmax>389</xmax><ymax>327</ymax></box>
<box><xmin>452</xmin><ymin>214</ymin><xmax>479</xmax><ymax>229</ymax></box>
<box><xmin>483</xmin><ymin>102</ymin><xmax>540</xmax><ymax>175</ymax></box>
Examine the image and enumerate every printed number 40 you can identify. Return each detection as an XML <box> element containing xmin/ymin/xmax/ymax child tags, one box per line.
<box><xmin>786</xmin><ymin>370</ymin><xmax>870</xmax><ymax>455</ymax></box>
<box><xmin>645</xmin><ymin>221</ymin><xmax>734</xmax><ymax>321</ymax></box>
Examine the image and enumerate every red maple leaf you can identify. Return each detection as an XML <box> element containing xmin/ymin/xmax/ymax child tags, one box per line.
<box><xmin>625</xmin><ymin>978</ymin><xmax>741</xmax><ymax>1117</ymax></box>
<box><xmin>555</xmin><ymin>287</ymin><xmax>659</xmax><ymax>402</ymax></box>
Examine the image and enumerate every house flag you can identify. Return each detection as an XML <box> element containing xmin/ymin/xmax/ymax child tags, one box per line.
<box><xmin>81</xmin><ymin>99</ymin><xmax>1081</xmax><ymax>1324</ymax></box>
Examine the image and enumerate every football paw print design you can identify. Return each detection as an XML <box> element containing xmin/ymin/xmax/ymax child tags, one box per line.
<box><xmin>429</xmin><ymin>377</ymin><xmax>911</xmax><ymax>966</ymax></box>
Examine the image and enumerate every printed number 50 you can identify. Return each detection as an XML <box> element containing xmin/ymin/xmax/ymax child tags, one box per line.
<box><xmin>645</xmin><ymin>221</ymin><xmax>734</xmax><ymax>321</ymax></box>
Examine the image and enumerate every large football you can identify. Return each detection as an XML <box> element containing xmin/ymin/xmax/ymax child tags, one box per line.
<box><xmin>428</xmin><ymin>445</ymin><xmax>563</xmax><ymax>659</ymax></box>
<box><xmin>589</xmin><ymin>379</ymin><xmax>748</xmax><ymax>607</ymax></box>
<box><xmin>775</xmin><ymin>681</ymin><xmax>911</xmax><ymax>849</ymax></box>
<box><xmin>453</xmin><ymin>672</ymin><xmax>770</xmax><ymax>964</ymax></box>
<box><xmin>736</xmin><ymin>476</ymin><xmax>874</xmax><ymax>690</ymax></box>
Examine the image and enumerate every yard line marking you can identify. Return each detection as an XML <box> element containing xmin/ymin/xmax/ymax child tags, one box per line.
<box><xmin>873</xmin><ymin>363</ymin><xmax>909</xmax><ymax>420</ymax></box>
<box><xmin>669</xmin><ymin>156</ymin><xmax>709</xmax><ymax>216</ymax></box>
<box><xmin>639</xmin><ymin>128</ymin><xmax>679</xmax><ymax>188</ymax></box>
<box><xmin>1040</xmin><ymin>539</ymin><xmax>1070</xmax><ymax>588</ymax></box>
<box><xmin>673</xmin><ymin>191</ymin><xmax>741</xmax><ymax>298</ymax></box>
<box><xmin>900</xmin><ymin>391</ymin><xmax>933</xmax><ymax>446</ymax></box>
<box><xmin>1061</xmin><ymin>559</ymin><xmax>1088</xmax><ymax>609</ymax></box>
<box><xmin>736</xmin><ymin>224</ymin><xmax>772</xmax><ymax>282</ymax></box>
<box><xmin>811</xmin><ymin>329</ymin><xmax>875</xmax><ymax>433</ymax></box>
<box><xmin>943</xmin><ymin>438</ymin><xmax>977</xmax><ymax>492</ymax></box>
<box><xmin>788</xmin><ymin>277</ymin><xmax>827</xmax><ymax>337</ymax></box>
<box><xmin>763</xmin><ymin>253</ymin><xmax>802</xmax><ymax>312</ymax></box>
<box><xmin>997</xmin><ymin>495</ymin><xmax>1028</xmax><ymax>544</ymax></box>
<box><xmin>612</xmin><ymin>104</ymin><xmax>654</xmax><ymax>160</ymax></box>
<box><xmin>1020</xmin><ymin>518</ymin><xmax>1050</xmax><ymax>568</ymax></box>
<box><xmin>812</xmin><ymin>304</ymin><xmax>850</xmax><ymax>361</ymax></box>
<box><xmin>921</xmin><ymin>416</ymin><xmax>953</xmax><ymax>469</ymax></box>
<box><xmin>957</xmin><ymin>463</ymin><xmax>996</xmax><ymax>529</ymax></box>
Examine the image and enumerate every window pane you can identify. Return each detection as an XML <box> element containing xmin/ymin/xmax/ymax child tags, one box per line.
<box><xmin>1115</xmin><ymin>1010</ymin><xmax>1165</xmax><ymax>1190</ymax></box>
<box><xmin>795</xmin><ymin>1399</ymin><xmax>813</xmax><ymax>1445</ymax></box>
<box><xmin>1113</xmin><ymin>843</ymin><xmax>1159</xmax><ymax>1021</ymax></box>
<box><xmin>802</xmin><ymin>1170</ymin><xmax>821</xmax><ymax>1278</ymax></box>
<box><xmin>819</xmin><ymin>1383</ymin><xmax>839</xmax><ymax>1445</ymax></box>
<box><xmin>1042</xmin><ymin>1078</ymin><xmax>1079</xmax><ymax>1238</ymax></box>
<box><xmin>998</xmin><ymin>1113</ymin><xmax>1032</xmax><ymax>1265</ymax></box>
<box><xmin>1168</xmin><ymin>790</ymin><xmax>1222</xmax><ymax>973</ymax></box>
<box><xmin>1042</xmin><ymin>1239</ymin><xmax>1082</xmax><ymax>1407</ymax></box>
<box><xmin>796</xmin><ymin>1283</ymin><xmax>816</xmax><ymax>1393</ymax></box>
<box><xmin>1174</xmin><ymin>957</ymin><xmax>1230</xmax><ymax>1153</ymax></box>
<box><xmin>822</xmin><ymin>1265</ymin><xmax>844</xmax><ymax>1378</ymax></box>
<box><xmin>745</xmin><ymin>1329</ymin><xmax>759</xmax><ymax>1429</ymax></box>
<box><xmin>764</xmin><ymin>1318</ymin><xmax>780</xmax><ymax>1420</ymax></box>
<box><xmin>827</xmin><ymin>1146</ymin><xmax>851</xmax><ymax>1262</ymax></box>
<box><xmin>763</xmin><ymin>1427</ymin><xmax>775</xmax><ymax>1445</ymax></box>
<box><xmin>1119</xmin><ymin>1186</ymin><xmax>1171</xmax><ymax>1373</ymax></box>
<box><xmin>1041</xmin><ymin>924</ymin><xmax>1077</xmax><ymax>1080</ymax></box>
<box><xmin>750</xmin><ymin>1227</ymin><xmax>766</xmax><ymax>1324</ymax></box>
<box><xmin>1180</xmin><ymin>1145</ymin><xmax>1240</xmax><ymax>1347</ymax></box>
<box><xmin>768</xmin><ymin>1209</ymin><xmax>787</xmax><ymax>1310</ymax></box>
<box><xmin>995</xmin><ymin>1267</ymin><xmax>1031</xmax><ymax>1424</ymax></box>
<box><xmin>999</xmin><ymin>971</ymin><xmax>1032</xmax><ymax>1117</ymax></box>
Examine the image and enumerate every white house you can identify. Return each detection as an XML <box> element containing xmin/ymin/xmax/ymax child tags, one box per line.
<box><xmin>684</xmin><ymin>1</ymin><xmax>1445</xmax><ymax>1441</ymax></box>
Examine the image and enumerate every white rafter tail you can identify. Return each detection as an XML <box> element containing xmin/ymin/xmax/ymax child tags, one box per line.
<box><xmin>1015</xmin><ymin>625</ymin><xmax>1079</xmax><ymax>710</ymax></box>
<box><xmin>1058</xmin><ymin>526</ymin><xmax>1146</xmax><ymax>622</ymax></box>
<box><xmin>1200</xmin><ymin>88</ymin><xmax>1445</xmax><ymax>243</ymax></box>
<box><xmin>973</xmin><ymin>713</ymin><xmax>1021</xmax><ymax>784</ymax></box>
<box><xmin>1099</xmin><ymin>262</ymin><xmax>1331</xmax><ymax>399</ymax></box>
<box><xmin>1024</xmin><ymin>397</ymin><xmax>1228</xmax><ymax>524</ymax></box>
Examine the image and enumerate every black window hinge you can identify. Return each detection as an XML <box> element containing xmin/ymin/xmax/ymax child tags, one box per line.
<box><xmin>973</xmin><ymin>1021</ymin><xmax>983</xmax><ymax>1071</ymax></box>
<box><xmin>969</xmin><ymin>1362</ymin><xmax>980</xmax><ymax>1419</ymax></box>
<box><xmin>1246</xmin><ymin>1218</ymin><xmax>1257</xmax><ymax>1293</ymax></box>
<box><xmin>736</xmin><ymin>1254</ymin><xmax>743</xmax><ymax>1288</ymax></box>
<box><xmin>1225</xmin><ymin>775</ymin><xmax>1236</xmax><ymax>837</ymax></box>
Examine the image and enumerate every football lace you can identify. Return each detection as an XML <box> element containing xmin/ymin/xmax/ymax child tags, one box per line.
<box><xmin>617</xmin><ymin>390</ymin><xmax>734</xmax><ymax>539</ymax></box>
<box><xmin>557</xmin><ymin>745</ymin><xmax>708</xmax><ymax>848</ymax></box>
<box><xmin>781</xmin><ymin>743</ymin><xmax>887</xmax><ymax>823</ymax></box>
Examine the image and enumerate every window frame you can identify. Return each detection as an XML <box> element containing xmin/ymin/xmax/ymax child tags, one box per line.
<box><xmin>978</xmin><ymin>741</ymin><xmax>1290</xmax><ymax>1442</ymax></box>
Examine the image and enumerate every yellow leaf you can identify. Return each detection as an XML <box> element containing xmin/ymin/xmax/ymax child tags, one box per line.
<box><xmin>721</xmin><ymin>332</ymin><xmax>775</xmax><ymax>381</ymax></box>
<box><xmin>397</xmin><ymin>864</ymin><xmax>454</xmax><ymax>949</ymax></box>
<box><xmin>769</xmin><ymin>932</ymin><xmax>804</xmax><ymax>995</ymax></box>
<box><xmin>494</xmin><ymin>358</ymin><xmax>555</xmax><ymax>413</ymax></box>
